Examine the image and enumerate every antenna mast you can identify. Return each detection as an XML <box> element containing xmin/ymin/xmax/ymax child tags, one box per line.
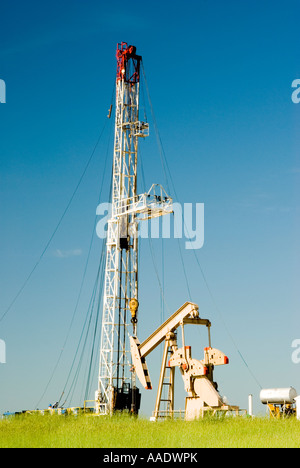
<box><xmin>96</xmin><ymin>43</ymin><xmax>172</xmax><ymax>415</ymax></box>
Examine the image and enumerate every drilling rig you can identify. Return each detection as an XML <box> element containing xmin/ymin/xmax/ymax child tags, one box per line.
<box><xmin>96</xmin><ymin>43</ymin><xmax>172</xmax><ymax>415</ymax></box>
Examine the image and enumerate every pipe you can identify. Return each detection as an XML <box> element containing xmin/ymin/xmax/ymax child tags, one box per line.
<box><xmin>248</xmin><ymin>394</ymin><xmax>253</xmax><ymax>417</ymax></box>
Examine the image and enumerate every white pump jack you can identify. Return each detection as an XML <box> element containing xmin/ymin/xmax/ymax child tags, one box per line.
<box><xmin>130</xmin><ymin>302</ymin><xmax>239</xmax><ymax>420</ymax></box>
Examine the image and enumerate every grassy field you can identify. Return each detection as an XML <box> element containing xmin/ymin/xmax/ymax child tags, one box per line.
<box><xmin>1</xmin><ymin>413</ymin><xmax>300</xmax><ymax>448</ymax></box>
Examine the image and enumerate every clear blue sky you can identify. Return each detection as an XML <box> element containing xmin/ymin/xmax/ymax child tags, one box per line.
<box><xmin>0</xmin><ymin>0</ymin><xmax>299</xmax><ymax>417</ymax></box>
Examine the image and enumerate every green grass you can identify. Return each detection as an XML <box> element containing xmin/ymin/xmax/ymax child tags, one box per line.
<box><xmin>1</xmin><ymin>413</ymin><xmax>300</xmax><ymax>448</ymax></box>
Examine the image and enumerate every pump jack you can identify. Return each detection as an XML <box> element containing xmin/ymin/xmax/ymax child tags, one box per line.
<box><xmin>130</xmin><ymin>302</ymin><xmax>239</xmax><ymax>420</ymax></box>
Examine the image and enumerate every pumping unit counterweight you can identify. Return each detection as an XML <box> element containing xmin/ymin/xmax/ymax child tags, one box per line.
<box><xmin>96</xmin><ymin>43</ymin><xmax>172</xmax><ymax>414</ymax></box>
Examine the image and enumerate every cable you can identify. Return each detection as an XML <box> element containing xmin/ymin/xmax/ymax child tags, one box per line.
<box><xmin>141</xmin><ymin>63</ymin><xmax>192</xmax><ymax>303</ymax></box>
<box><xmin>34</xmin><ymin>113</ymin><xmax>115</xmax><ymax>409</ymax></box>
<box><xmin>0</xmin><ymin>119</ymin><xmax>109</xmax><ymax>324</ymax></box>
<box><xmin>141</xmin><ymin>62</ymin><xmax>171</xmax><ymax>196</ymax></box>
<box><xmin>138</xmin><ymin>144</ymin><xmax>170</xmax><ymax>316</ymax></box>
<box><xmin>54</xmin><ymin>142</ymin><xmax>113</xmax><ymax>408</ymax></box>
<box><xmin>161</xmin><ymin>237</ymin><xmax>165</xmax><ymax>324</ymax></box>
<box><xmin>191</xmin><ymin>250</ymin><xmax>262</xmax><ymax>389</ymax></box>
<box><xmin>141</xmin><ymin>65</ymin><xmax>262</xmax><ymax>390</ymax></box>
<box><xmin>83</xmin><ymin>255</ymin><xmax>105</xmax><ymax>402</ymax></box>
<box><xmin>59</xmin><ymin>256</ymin><xmax>103</xmax><ymax>407</ymax></box>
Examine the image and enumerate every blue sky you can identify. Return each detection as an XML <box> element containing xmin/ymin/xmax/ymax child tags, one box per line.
<box><xmin>0</xmin><ymin>0</ymin><xmax>299</xmax><ymax>417</ymax></box>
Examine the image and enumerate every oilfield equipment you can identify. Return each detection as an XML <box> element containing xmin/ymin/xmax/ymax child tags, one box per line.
<box><xmin>260</xmin><ymin>387</ymin><xmax>298</xmax><ymax>419</ymax></box>
<box><xmin>130</xmin><ymin>301</ymin><xmax>240</xmax><ymax>420</ymax></box>
<box><xmin>0</xmin><ymin>42</ymin><xmax>239</xmax><ymax>421</ymax></box>
<box><xmin>95</xmin><ymin>42</ymin><xmax>172</xmax><ymax>415</ymax></box>
<box><xmin>93</xmin><ymin>43</ymin><xmax>242</xmax><ymax>419</ymax></box>
<box><xmin>1</xmin><ymin>43</ymin><xmax>266</xmax><ymax>420</ymax></box>
<box><xmin>91</xmin><ymin>42</ymin><xmax>241</xmax><ymax>419</ymax></box>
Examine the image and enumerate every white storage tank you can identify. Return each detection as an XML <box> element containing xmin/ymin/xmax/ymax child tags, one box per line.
<box><xmin>260</xmin><ymin>387</ymin><xmax>297</xmax><ymax>405</ymax></box>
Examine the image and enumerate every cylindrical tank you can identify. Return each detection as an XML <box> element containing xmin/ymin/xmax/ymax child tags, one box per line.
<box><xmin>260</xmin><ymin>387</ymin><xmax>297</xmax><ymax>405</ymax></box>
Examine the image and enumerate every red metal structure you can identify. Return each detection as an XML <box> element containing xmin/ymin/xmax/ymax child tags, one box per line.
<box><xmin>116</xmin><ymin>42</ymin><xmax>141</xmax><ymax>83</ymax></box>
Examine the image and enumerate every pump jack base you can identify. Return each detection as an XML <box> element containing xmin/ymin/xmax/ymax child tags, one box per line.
<box><xmin>185</xmin><ymin>397</ymin><xmax>241</xmax><ymax>421</ymax></box>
